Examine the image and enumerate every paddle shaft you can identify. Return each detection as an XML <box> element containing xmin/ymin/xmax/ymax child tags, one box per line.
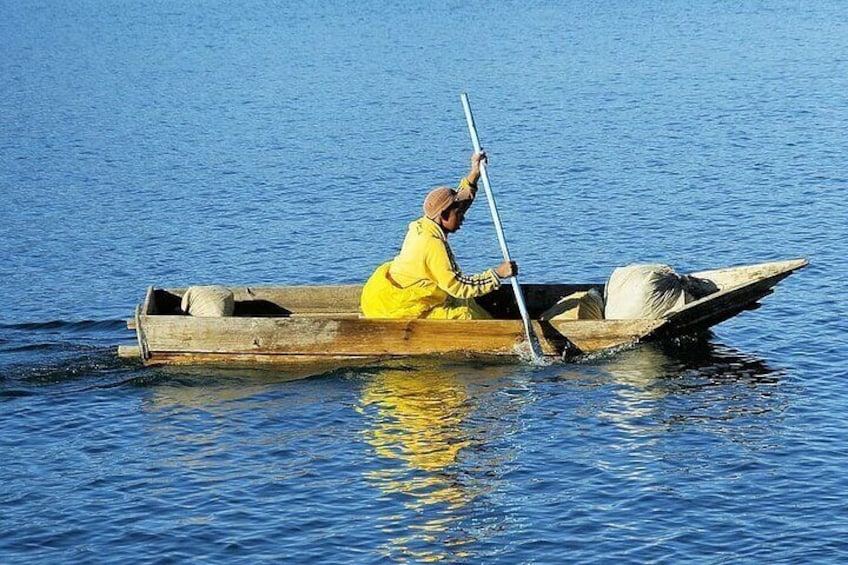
<box><xmin>460</xmin><ymin>93</ymin><xmax>543</xmax><ymax>362</ymax></box>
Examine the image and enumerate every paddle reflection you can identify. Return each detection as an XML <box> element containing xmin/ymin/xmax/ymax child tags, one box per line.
<box><xmin>358</xmin><ymin>361</ymin><xmax>518</xmax><ymax>563</ymax></box>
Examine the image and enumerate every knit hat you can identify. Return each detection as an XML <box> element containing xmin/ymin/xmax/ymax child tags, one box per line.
<box><xmin>423</xmin><ymin>187</ymin><xmax>457</xmax><ymax>219</ymax></box>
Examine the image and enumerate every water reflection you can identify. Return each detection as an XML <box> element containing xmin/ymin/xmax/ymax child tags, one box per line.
<box><xmin>584</xmin><ymin>341</ymin><xmax>788</xmax><ymax>441</ymax></box>
<box><xmin>140</xmin><ymin>364</ymin><xmax>349</xmax><ymax>412</ymax></box>
<box><xmin>357</xmin><ymin>361</ymin><xmax>521</xmax><ymax>563</ymax></box>
<box><xmin>135</xmin><ymin>364</ymin><xmax>362</xmax><ymax>491</ymax></box>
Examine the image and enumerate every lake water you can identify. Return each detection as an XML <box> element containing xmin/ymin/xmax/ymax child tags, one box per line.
<box><xmin>2</xmin><ymin>1</ymin><xmax>847</xmax><ymax>562</ymax></box>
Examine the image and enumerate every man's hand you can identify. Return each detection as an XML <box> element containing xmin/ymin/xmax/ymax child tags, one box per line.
<box><xmin>495</xmin><ymin>260</ymin><xmax>517</xmax><ymax>279</ymax></box>
<box><xmin>467</xmin><ymin>150</ymin><xmax>488</xmax><ymax>186</ymax></box>
<box><xmin>471</xmin><ymin>150</ymin><xmax>487</xmax><ymax>169</ymax></box>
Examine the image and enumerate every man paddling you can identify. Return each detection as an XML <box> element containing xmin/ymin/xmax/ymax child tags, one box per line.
<box><xmin>360</xmin><ymin>151</ymin><xmax>516</xmax><ymax>319</ymax></box>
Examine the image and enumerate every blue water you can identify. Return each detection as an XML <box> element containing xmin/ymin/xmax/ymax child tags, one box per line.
<box><xmin>2</xmin><ymin>1</ymin><xmax>847</xmax><ymax>562</ymax></box>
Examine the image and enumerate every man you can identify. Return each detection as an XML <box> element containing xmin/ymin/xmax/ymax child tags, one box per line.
<box><xmin>360</xmin><ymin>151</ymin><xmax>516</xmax><ymax>319</ymax></box>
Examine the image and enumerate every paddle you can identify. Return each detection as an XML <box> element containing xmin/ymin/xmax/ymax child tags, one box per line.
<box><xmin>460</xmin><ymin>93</ymin><xmax>545</xmax><ymax>364</ymax></box>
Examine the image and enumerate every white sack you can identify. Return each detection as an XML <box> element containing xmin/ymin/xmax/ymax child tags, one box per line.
<box><xmin>181</xmin><ymin>285</ymin><xmax>235</xmax><ymax>317</ymax></box>
<box><xmin>604</xmin><ymin>264</ymin><xmax>689</xmax><ymax>320</ymax></box>
<box><xmin>540</xmin><ymin>289</ymin><xmax>605</xmax><ymax>321</ymax></box>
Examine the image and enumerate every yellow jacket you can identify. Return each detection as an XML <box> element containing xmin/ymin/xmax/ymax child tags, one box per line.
<box><xmin>361</xmin><ymin>178</ymin><xmax>501</xmax><ymax>319</ymax></box>
<box><xmin>389</xmin><ymin>216</ymin><xmax>501</xmax><ymax>299</ymax></box>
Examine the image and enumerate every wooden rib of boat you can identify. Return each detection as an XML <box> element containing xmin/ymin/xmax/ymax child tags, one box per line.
<box><xmin>117</xmin><ymin>258</ymin><xmax>807</xmax><ymax>366</ymax></box>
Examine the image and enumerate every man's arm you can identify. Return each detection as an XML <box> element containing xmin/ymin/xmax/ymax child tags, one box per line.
<box><xmin>455</xmin><ymin>151</ymin><xmax>486</xmax><ymax>205</ymax></box>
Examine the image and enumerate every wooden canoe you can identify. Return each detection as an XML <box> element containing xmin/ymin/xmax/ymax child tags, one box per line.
<box><xmin>118</xmin><ymin>258</ymin><xmax>807</xmax><ymax>366</ymax></box>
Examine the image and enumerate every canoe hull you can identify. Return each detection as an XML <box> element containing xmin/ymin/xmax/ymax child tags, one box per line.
<box><xmin>129</xmin><ymin>316</ymin><xmax>667</xmax><ymax>366</ymax></box>
<box><xmin>120</xmin><ymin>258</ymin><xmax>807</xmax><ymax>366</ymax></box>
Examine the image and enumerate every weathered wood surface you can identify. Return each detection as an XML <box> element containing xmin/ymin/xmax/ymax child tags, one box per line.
<box><xmin>689</xmin><ymin>258</ymin><xmax>808</xmax><ymax>292</ymax></box>
<box><xmin>118</xmin><ymin>344</ymin><xmax>140</xmax><ymax>358</ymax></box>
<box><xmin>122</xmin><ymin>258</ymin><xmax>808</xmax><ymax>365</ymax></box>
<box><xmin>144</xmin><ymin>352</ymin><xmax>381</xmax><ymax>365</ymax></box>
<box><xmin>146</xmin><ymin>286</ymin><xmax>363</xmax><ymax>316</ymax></box>
<box><xmin>663</xmin><ymin>258</ymin><xmax>808</xmax><ymax>335</ymax></box>
<box><xmin>132</xmin><ymin>314</ymin><xmax>665</xmax><ymax>364</ymax></box>
<box><xmin>547</xmin><ymin>319</ymin><xmax>665</xmax><ymax>352</ymax></box>
<box><xmin>141</xmin><ymin>317</ymin><xmax>562</xmax><ymax>357</ymax></box>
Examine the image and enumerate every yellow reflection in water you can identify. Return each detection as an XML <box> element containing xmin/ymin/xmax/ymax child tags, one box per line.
<box><xmin>359</xmin><ymin>363</ymin><xmax>490</xmax><ymax>562</ymax></box>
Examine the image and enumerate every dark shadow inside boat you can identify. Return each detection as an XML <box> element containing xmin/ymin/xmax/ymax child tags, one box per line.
<box><xmin>233</xmin><ymin>300</ymin><xmax>292</xmax><ymax>317</ymax></box>
<box><xmin>476</xmin><ymin>283</ymin><xmax>604</xmax><ymax>319</ymax></box>
<box><xmin>151</xmin><ymin>289</ymin><xmax>182</xmax><ymax>314</ymax></box>
<box><xmin>151</xmin><ymin>289</ymin><xmax>294</xmax><ymax>317</ymax></box>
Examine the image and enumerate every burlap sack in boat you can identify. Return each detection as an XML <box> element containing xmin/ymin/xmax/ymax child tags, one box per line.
<box><xmin>604</xmin><ymin>264</ymin><xmax>689</xmax><ymax>320</ymax></box>
<box><xmin>540</xmin><ymin>289</ymin><xmax>605</xmax><ymax>321</ymax></box>
<box><xmin>181</xmin><ymin>285</ymin><xmax>235</xmax><ymax>317</ymax></box>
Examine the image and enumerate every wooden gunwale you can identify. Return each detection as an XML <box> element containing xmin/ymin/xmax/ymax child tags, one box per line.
<box><xmin>658</xmin><ymin>258</ymin><xmax>808</xmax><ymax>337</ymax></box>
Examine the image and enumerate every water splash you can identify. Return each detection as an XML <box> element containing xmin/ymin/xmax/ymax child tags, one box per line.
<box><xmin>513</xmin><ymin>340</ymin><xmax>553</xmax><ymax>367</ymax></box>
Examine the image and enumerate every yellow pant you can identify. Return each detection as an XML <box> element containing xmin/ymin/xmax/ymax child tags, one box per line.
<box><xmin>361</xmin><ymin>262</ymin><xmax>492</xmax><ymax>320</ymax></box>
<box><xmin>425</xmin><ymin>298</ymin><xmax>492</xmax><ymax>320</ymax></box>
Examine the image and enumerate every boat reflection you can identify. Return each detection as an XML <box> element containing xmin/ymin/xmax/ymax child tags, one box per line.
<box><xmin>582</xmin><ymin>340</ymin><xmax>787</xmax><ymax>438</ymax></box>
<box><xmin>358</xmin><ymin>360</ymin><xmax>520</xmax><ymax>563</ymax></box>
<box><xmin>139</xmin><ymin>362</ymin><xmax>354</xmax><ymax>413</ymax></box>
